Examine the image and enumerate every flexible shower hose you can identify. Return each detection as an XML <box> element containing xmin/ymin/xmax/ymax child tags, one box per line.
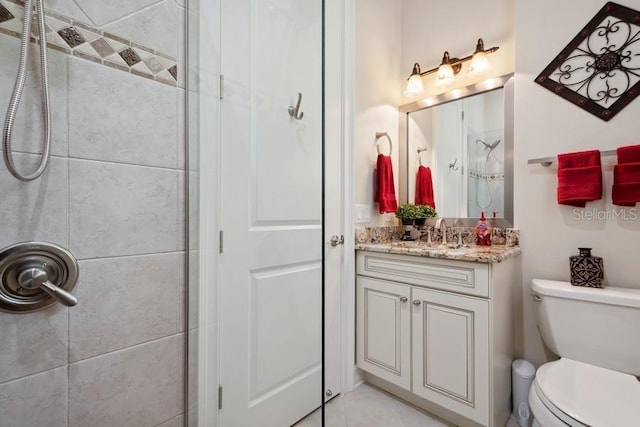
<box><xmin>2</xmin><ymin>0</ymin><xmax>51</xmax><ymax>181</ymax></box>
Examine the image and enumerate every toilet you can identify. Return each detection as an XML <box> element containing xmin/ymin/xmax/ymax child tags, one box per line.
<box><xmin>528</xmin><ymin>279</ymin><xmax>640</xmax><ymax>427</ymax></box>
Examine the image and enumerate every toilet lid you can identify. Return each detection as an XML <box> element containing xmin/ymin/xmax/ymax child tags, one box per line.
<box><xmin>535</xmin><ymin>358</ymin><xmax>640</xmax><ymax>427</ymax></box>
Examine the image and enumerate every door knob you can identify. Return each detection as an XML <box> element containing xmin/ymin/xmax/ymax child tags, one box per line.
<box><xmin>329</xmin><ymin>235</ymin><xmax>344</xmax><ymax>247</ymax></box>
<box><xmin>400</xmin><ymin>296</ymin><xmax>408</xmax><ymax>303</ymax></box>
<box><xmin>18</xmin><ymin>267</ymin><xmax>78</xmax><ymax>307</ymax></box>
<box><xmin>413</xmin><ymin>300</ymin><xmax>421</xmax><ymax>306</ymax></box>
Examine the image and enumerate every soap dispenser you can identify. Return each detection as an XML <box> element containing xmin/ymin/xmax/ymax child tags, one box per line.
<box><xmin>490</xmin><ymin>211</ymin><xmax>499</xmax><ymax>226</ymax></box>
<box><xmin>476</xmin><ymin>211</ymin><xmax>491</xmax><ymax>246</ymax></box>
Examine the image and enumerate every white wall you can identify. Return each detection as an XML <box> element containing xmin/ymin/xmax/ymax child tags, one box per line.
<box><xmin>354</xmin><ymin>0</ymin><xmax>402</xmax><ymax>226</ymax></box>
<box><xmin>401</xmin><ymin>0</ymin><xmax>515</xmax><ymax>102</ymax></box>
<box><xmin>515</xmin><ymin>0</ymin><xmax>640</xmax><ymax>366</ymax></box>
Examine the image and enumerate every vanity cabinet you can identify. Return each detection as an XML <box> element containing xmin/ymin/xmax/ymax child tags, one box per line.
<box><xmin>356</xmin><ymin>250</ymin><xmax>517</xmax><ymax>427</ymax></box>
<box><xmin>356</xmin><ymin>277</ymin><xmax>411</xmax><ymax>390</ymax></box>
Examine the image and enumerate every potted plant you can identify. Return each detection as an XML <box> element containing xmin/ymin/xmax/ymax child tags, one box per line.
<box><xmin>415</xmin><ymin>205</ymin><xmax>437</xmax><ymax>226</ymax></box>
<box><xmin>395</xmin><ymin>204</ymin><xmax>422</xmax><ymax>225</ymax></box>
<box><xmin>395</xmin><ymin>204</ymin><xmax>422</xmax><ymax>241</ymax></box>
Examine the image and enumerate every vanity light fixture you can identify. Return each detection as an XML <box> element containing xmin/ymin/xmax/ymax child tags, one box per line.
<box><xmin>403</xmin><ymin>63</ymin><xmax>424</xmax><ymax>98</ymax></box>
<box><xmin>469</xmin><ymin>38</ymin><xmax>493</xmax><ymax>74</ymax></box>
<box><xmin>404</xmin><ymin>38</ymin><xmax>499</xmax><ymax>98</ymax></box>
<box><xmin>435</xmin><ymin>51</ymin><xmax>458</xmax><ymax>85</ymax></box>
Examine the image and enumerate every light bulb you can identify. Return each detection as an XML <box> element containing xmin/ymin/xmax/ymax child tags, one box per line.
<box><xmin>436</xmin><ymin>63</ymin><xmax>455</xmax><ymax>85</ymax></box>
<box><xmin>470</xmin><ymin>51</ymin><xmax>491</xmax><ymax>74</ymax></box>
<box><xmin>436</xmin><ymin>51</ymin><xmax>455</xmax><ymax>85</ymax></box>
<box><xmin>404</xmin><ymin>63</ymin><xmax>424</xmax><ymax>98</ymax></box>
<box><xmin>404</xmin><ymin>74</ymin><xmax>424</xmax><ymax>98</ymax></box>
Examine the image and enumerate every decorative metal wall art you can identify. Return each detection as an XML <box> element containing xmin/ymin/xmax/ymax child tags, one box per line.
<box><xmin>535</xmin><ymin>2</ymin><xmax>640</xmax><ymax>121</ymax></box>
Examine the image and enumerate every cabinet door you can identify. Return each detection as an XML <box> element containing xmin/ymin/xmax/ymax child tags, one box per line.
<box><xmin>412</xmin><ymin>287</ymin><xmax>489</xmax><ymax>425</ymax></box>
<box><xmin>356</xmin><ymin>277</ymin><xmax>411</xmax><ymax>390</ymax></box>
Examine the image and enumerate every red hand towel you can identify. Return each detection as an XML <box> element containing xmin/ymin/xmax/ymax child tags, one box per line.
<box><xmin>374</xmin><ymin>154</ymin><xmax>398</xmax><ymax>214</ymax></box>
<box><xmin>614</xmin><ymin>163</ymin><xmax>640</xmax><ymax>183</ymax></box>
<box><xmin>612</xmin><ymin>182</ymin><xmax>640</xmax><ymax>206</ymax></box>
<box><xmin>415</xmin><ymin>165</ymin><xmax>436</xmax><ymax>209</ymax></box>
<box><xmin>616</xmin><ymin>144</ymin><xmax>640</xmax><ymax>164</ymax></box>
<box><xmin>557</xmin><ymin>150</ymin><xmax>602</xmax><ymax>207</ymax></box>
<box><xmin>558</xmin><ymin>149</ymin><xmax>601</xmax><ymax>169</ymax></box>
<box><xmin>612</xmin><ymin>150</ymin><xmax>640</xmax><ymax>206</ymax></box>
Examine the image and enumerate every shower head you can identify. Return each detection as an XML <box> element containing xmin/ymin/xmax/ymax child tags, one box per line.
<box><xmin>476</xmin><ymin>138</ymin><xmax>502</xmax><ymax>161</ymax></box>
<box><xmin>476</xmin><ymin>138</ymin><xmax>501</xmax><ymax>151</ymax></box>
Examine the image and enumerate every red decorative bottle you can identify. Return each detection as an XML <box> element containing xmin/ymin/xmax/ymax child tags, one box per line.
<box><xmin>475</xmin><ymin>211</ymin><xmax>492</xmax><ymax>246</ymax></box>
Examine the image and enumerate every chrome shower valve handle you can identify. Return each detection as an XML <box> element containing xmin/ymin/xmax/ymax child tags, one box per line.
<box><xmin>0</xmin><ymin>242</ymin><xmax>79</xmax><ymax>313</ymax></box>
<box><xmin>17</xmin><ymin>267</ymin><xmax>78</xmax><ymax>307</ymax></box>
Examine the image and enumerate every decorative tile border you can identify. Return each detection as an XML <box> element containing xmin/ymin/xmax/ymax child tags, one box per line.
<box><xmin>0</xmin><ymin>0</ymin><xmax>178</xmax><ymax>86</ymax></box>
<box><xmin>0</xmin><ymin>2</ymin><xmax>14</xmax><ymax>22</ymax></box>
<box><xmin>468</xmin><ymin>169</ymin><xmax>505</xmax><ymax>182</ymax></box>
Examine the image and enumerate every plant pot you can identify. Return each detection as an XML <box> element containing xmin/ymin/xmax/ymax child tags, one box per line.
<box><xmin>401</xmin><ymin>219</ymin><xmax>414</xmax><ymax>240</ymax></box>
<box><xmin>414</xmin><ymin>218</ymin><xmax>426</xmax><ymax>226</ymax></box>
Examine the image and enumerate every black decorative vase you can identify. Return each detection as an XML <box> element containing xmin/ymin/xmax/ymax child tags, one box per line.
<box><xmin>401</xmin><ymin>219</ymin><xmax>414</xmax><ymax>241</ymax></box>
<box><xmin>569</xmin><ymin>248</ymin><xmax>604</xmax><ymax>288</ymax></box>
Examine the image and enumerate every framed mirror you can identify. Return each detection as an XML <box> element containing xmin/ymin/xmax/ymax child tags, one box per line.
<box><xmin>399</xmin><ymin>74</ymin><xmax>514</xmax><ymax>225</ymax></box>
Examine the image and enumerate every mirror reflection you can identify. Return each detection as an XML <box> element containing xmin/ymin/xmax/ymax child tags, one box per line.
<box><xmin>400</xmin><ymin>75</ymin><xmax>514</xmax><ymax>224</ymax></box>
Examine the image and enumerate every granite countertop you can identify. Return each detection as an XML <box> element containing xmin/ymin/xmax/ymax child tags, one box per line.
<box><xmin>355</xmin><ymin>241</ymin><xmax>521</xmax><ymax>264</ymax></box>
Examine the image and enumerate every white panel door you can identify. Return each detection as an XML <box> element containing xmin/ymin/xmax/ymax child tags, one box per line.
<box><xmin>356</xmin><ymin>277</ymin><xmax>411</xmax><ymax>390</ymax></box>
<box><xmin>219</xmin><ymin>1</ymin><xmax>323</xmax><ymax>426</ymax></box>
<box><xmin>411</xmin><ymin>287</ymin><xmax>489</xmax><ymax>426</ymax></box>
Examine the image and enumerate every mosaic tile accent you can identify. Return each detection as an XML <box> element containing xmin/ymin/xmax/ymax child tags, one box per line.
<box><xmin>0</xmin><ymin>0</ymin><xmax>178</xmax><ymax>87</ymax></box>
<box><xmin>168</xmin><ymin>65</ymin><xmax>178</xmax><ymax>80</ymax></box>
<box><xmin>57</xmin><ymin>26</ymin><xmax>85</xmax><ymax>47</ymax></box>
<box><xmin>119</xmin><ymin>47</ymin><xmax>141</xmax><ymax>66</ymax></box>
<box><xmin>0</xmin><ymin>3</ymin><xmax>13</xmax><ymax>23</ymax></box>
<box><xmin>90</xmin><ymin>38</ymin><xmax>115</xmax><ymax>58</ymax></box>
<box><xmin>143</xmin><ymin>56</ymin><xmax>164</xmax><ymax>74</ymax></box>
<box><xmin>468</xmin><ymin>169</ymin><xmax>505</xmax><ymax>181</ymax></box>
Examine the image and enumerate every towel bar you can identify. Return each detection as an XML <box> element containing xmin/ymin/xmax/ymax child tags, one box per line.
<box><xmin>528</xmin><ymin>149</ymin><xmax>617</xmax><ymax>166</ymax></box>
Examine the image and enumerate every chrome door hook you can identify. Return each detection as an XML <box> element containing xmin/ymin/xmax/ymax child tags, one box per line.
<box><xmin>288</xmin><ymin>92</ymin><xmax>304</xmax><ymax>120</ymax></box>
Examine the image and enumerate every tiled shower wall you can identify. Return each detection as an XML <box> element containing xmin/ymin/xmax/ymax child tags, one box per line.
<box><xmin>0</xmin><ymin>0</ymin><xmax>186</xmax><ymax>426</ymax></box>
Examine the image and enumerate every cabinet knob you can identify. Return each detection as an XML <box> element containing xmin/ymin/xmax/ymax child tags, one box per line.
<box><xmin>413</xmin><ymin>300</ymin><xmax>421</xmax><ymax>306</ymax></box>
<box><xmin>400</xmin><ymin>296</ymin><xmax>408</xmax><ymax>303</ymax></box>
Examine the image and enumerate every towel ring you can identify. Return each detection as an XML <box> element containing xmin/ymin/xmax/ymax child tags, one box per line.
<box><xmin>417</xmin><ymin>147</ymin><xmax>428</xmax><ymax>166</ymax></box>
<box><xmin>375</xmin><ymin>132</ymin><xmax>393</xmax><ymax>156</ymax></box>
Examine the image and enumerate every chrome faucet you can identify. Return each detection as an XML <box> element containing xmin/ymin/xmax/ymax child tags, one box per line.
<box><xmin>435</xmin><ymin>218</ymin><xmax>447</xmax><ymax>245</ymax></box>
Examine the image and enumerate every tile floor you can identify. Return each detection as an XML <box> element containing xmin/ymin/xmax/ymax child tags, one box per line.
<box><xmin>294</xmin><ymin>383</ymin><xmax>451</xmax><ymax>427</ymax></box>
<box><xmin>294</xmin><ymin>383</ymin><xmax>520</xmax><ymax>427</ymax></box>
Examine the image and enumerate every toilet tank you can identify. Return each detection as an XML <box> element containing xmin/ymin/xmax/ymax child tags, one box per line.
<box><xmin>532</xmin><ymin>279</ymin><xmax>640</xmax><ymax>376</ymax></box>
